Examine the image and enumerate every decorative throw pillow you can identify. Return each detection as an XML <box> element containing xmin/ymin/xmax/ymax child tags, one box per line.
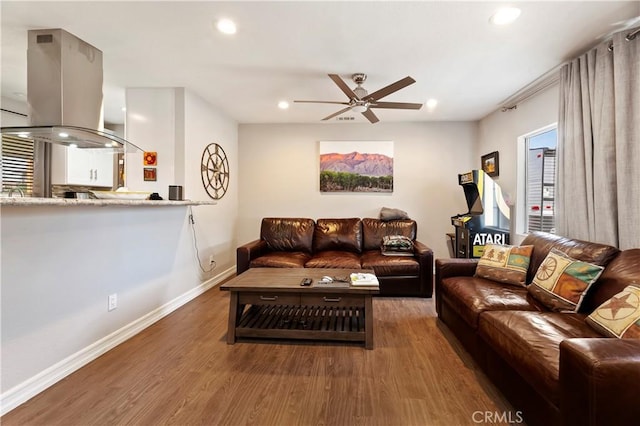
<box><xmin>527</xmin><ymin>249</ymin><xmax>604</xmax><ymax>312</ymax></box>
<box><xmin>474</xmin><ymin>244</ymin><xmax>534</xmax><ymax>287</ymax></box>
<box><xmin>379</xmin><ymin>207</ymin><xmax>409</xmax><ymax>221</ymax></box>
<box><xmin>381</xmin><ymin>235</ymin><xmax>414</xmax><ymax>256</ymax></box>
<box><xmin>586</xmin><ymin>284</ymin><xmax>640</xmax><ymax>338</ymax></box>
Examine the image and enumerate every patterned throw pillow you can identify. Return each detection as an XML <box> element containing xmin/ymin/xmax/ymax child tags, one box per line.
<box><xmin>381</xmin><ymin>235</ymin><xmax>414</xmax><ymax>256</ymax></box>
<box><xmin>586</xmin><ymin>284</ymin><xmax>640</xmax><ymax>338</ymax></box>
<box><xmin>527</xmin><ymin>249</ymin><xmax>604</xmax><ymax>312</ymax></box>
<box><xmin>474</xmin><ymin>244</ymin><xmax>534</xmax><ymax>287</ymax></box>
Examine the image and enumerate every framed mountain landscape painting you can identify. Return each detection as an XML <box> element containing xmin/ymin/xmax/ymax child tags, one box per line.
<box><xmin>319</xmin><ymin>141</ymin><xmax>394</xmax><ymax>193</ymax></box>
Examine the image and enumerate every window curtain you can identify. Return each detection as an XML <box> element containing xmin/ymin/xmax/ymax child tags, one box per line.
<box><xmin>556</xmin><ymin>27</ymin><xmax>639</xmax><ymax>249</ymax></box>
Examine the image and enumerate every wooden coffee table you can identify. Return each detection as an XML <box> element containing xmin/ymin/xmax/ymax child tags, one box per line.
<box><xmin>220</xmin><ymin>268</ymin><xmax>379</xmax><ymax>349</ymax></box>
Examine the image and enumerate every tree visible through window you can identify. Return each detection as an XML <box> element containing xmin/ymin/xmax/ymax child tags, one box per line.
<box><xmin>525</xmin><ymin>128</ymin><xmax>557</xmax><ymax>233</ymax></box>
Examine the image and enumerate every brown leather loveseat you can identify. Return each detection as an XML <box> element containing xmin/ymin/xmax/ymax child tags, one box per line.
<box><xmin>435</xmin><ymin>231</ymin><xmax>640</xmax><ymax>426</ymax></box>
<box><xmin>237</xmin><ymin>217</ymin><xmax>433</xmax><ymax>297</ymax></box>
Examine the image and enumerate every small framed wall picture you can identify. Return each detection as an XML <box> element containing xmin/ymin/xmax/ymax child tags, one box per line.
<box><xmin>143</xmin><ymin>151</ymin><xmax>157</xmax><ymax>166</ymax></box>
<box><xmin>143</xmin><ymin>167</ymin><xmax>157</xmax><ymax>181</ymax></box>
<box><xmin>481</xmin><ymin>151</ymin><xmax>499</xmax><ymax>177</ymax></box>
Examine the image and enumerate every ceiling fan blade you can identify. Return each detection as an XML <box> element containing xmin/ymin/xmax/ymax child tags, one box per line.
<box><xmin>362</xmin><ymin>109</ymin><xmax>379</xmax><ymax>124</ymax></box>
<box><xmin>370</xmin><ymin>101</ymin><xmax>423</xmax><ymax>110</ymax></box>
<box><xmin>322</xmin><ymin>106</ymin><xmax>353</xmax><ymax>121</ymax></box>
<box><xmin>363</xmin><ymin>76</ymin><xmax>416</xmax><ymax>102</ymax></box>
<box><xmin>294</xmin><ymin>100</ymin><xmax>350</xmax><ymax>105</ymax></box>
<box><xmin>328</xmin><ymin>74</ymin><xmax>359</xmax><ymax>100</ymax></box>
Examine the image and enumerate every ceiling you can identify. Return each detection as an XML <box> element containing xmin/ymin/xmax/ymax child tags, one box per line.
<box><xmin>1</xmin><ymin>1</ymin><xmax>639</xmax><ymax>125</ymax></box>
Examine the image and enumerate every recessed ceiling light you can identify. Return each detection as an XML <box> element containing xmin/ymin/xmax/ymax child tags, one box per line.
<box><xmin>426</xmin><ymin>99</ymin><xmax>438</xmax><ymax>109</ymax></box>
<box><xmin>216</xmin><ymin>18</ymin><xmax>237</xmax><ymax>35</ymax></box>
<box><xmin>490</xmin><ymin>7</ymin><xmax>521</xmax><ymax>25</ymax></box>
<box><xmin>278</xmin><ymin>101</ymin><xmax>289</xmax><ymax>109</ymax></box>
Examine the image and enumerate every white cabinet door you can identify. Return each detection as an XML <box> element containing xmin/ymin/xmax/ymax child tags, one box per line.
<box><xmin>89</xmin><ymin>149</ymin><xmax>115</xmax><ymax>187</ymax></box>
<box><xmin>52</xmin><ymin>146</ymin><xmax>115</xmax><ymax>187</ymax></box>
<box><xmin>66</xmin><ymin>148</ymin><xmax>92</xmax><ymax>185</ymax></box>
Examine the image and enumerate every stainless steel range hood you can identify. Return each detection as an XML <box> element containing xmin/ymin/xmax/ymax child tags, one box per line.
<box><xmin>1</xmin><ymin>29</ymin><xmax>142</xmax><ymax>196</ymax></box>
<box><xmin>1</xmin><ymin>29</ymin><xmax>141</xmax><ymax>152</ymax></box>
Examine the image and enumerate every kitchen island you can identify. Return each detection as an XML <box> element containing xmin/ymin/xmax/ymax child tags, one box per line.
<box><xmin>0</xmin><ymin>197</ymin><xmax>215</xmax><ymax>207</ymax></box>
<box><xmin>0</xmin><ymin>197</ymin><xmax>230</xmax><ymax>414</ymax></box>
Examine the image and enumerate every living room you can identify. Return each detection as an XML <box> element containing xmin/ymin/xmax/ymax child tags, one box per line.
<box><xmin>1</xmin><ymin>1</ymin><xmax>639</xmax><ymax>424</ymax></box>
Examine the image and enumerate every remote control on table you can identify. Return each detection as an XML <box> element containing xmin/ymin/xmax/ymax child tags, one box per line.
<box><xmin>300</xmin><ymin>278</ymin><xmax>312</xmax><ymax>286</ymax></box>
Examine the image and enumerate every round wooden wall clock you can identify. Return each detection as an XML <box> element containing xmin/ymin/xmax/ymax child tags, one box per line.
<box><xmin>200</xmin><ymin>143</ymin><xmax>229</xmax><ymax>200</ymax></box>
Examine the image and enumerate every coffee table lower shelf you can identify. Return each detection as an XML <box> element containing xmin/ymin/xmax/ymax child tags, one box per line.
<box><xmin>235</xmin><ymin>303</ymin><xmax>368</xmax><ymax>343</ymax></box>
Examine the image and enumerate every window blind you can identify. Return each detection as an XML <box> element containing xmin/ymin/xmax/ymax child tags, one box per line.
<box><xmin>1</xmin><ymin>135</ymin><xmax>34</xmax><ymax>195</ymax></box>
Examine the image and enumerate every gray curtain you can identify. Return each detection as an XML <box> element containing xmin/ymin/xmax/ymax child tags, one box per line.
<box><xmin>557</xmin><ymin>27</ymin><xmax>640</xmax><ymax>249</ymax></box>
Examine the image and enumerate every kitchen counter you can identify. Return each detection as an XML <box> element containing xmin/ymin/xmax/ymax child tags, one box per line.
<box><xmin>0</xmin><ymin>197</ymin><xmax>216</xmax><ymax>207</ymax></box>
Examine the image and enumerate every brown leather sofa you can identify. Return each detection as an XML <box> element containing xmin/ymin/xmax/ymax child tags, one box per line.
<box><xmin>435</xmin><ymin>231</ymin><xmax>640</xmax><ymax>426</ymax></box>
<box><xmin>237</xmin><ymin>217</ymin><xmax>433</xmax><ymax>297</ymax></box>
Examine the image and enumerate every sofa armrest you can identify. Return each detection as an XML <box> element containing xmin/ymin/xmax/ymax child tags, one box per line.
<box><xmin>236</xmin><ymin>239</ymin><xmax>268</xmax><ymax>274</ymax></box>
<box><xmin>434</xmin><ymin>258</ymin><xmax>478</xmax><ymax>314</ymax></box>
<box><xmin>413</xmin><ymin>240</ymin><xmax>434</xmax><ymax>297</ymax></box>
<box><xmin>435</xmin><ymin>258</ymin><xmax>478</xmax><ymax>279</ymax></box>
<box><xmin>560</xmin><ymin>338</ymin><xmax>640</xmax><ymax>426</ymax></box>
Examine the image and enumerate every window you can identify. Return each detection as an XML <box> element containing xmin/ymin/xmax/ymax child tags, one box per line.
<box><xmin>517</xmin><ymin>125</ymin><xmax>557</xmax><ymax>235</ymax></box>
<box><xmin>1</xmin><ymin>134</ymin><xmax>35</xmax><ymax>195</ymax></box>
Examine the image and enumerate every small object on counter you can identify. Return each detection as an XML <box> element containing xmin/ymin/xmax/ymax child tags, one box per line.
<box><xmin>149</xmin><ymin>192</ymin><xmax>163</xmax><ymax>200</ymax></box>
<box><xmin>92</xmin><ymin>190</ymin><xmax>151</xmax><ymax>200</ymax></box>
<box><xmin>168</xmin><ymin>185</ymin><xmax>183</xmax><ymax>200</ymax></box>
<box><xmin>64</xmin><ymin>191</ymin><xmax>76</xmax><ymax>198</ymax></box>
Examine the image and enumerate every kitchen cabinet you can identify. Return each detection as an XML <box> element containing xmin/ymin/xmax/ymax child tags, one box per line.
<box><xmin>51</xmin><ymin>145</ymin><xmax>115</xmax><ymax>187</ymax></box>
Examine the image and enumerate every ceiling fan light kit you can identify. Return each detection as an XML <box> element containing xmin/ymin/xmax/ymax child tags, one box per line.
<box><xmin>294</xmin><ymin>73</ymin><xmax>423</xmax><ymax>123</ymax></box>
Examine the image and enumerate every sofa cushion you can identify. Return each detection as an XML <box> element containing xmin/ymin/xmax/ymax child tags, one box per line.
<box><xmin>474</xmin><ymin>244</ymin><xmax>533</xmax><ymax>287</ymax></box>
<box><xmin>261</xmin><ymin>218</ymin><xmax>315</xmax><ymax>253</ymax></box>
<box><xmin>305</xmin><ymin>250</ymin><xmax>362</xmax><ymax>269</ymax></box>
<box><xmin>580</xmin><ymin>249</ymin><xmax>640</xmax><ymax>313</ymax></box>
<box><xmin>361</xmin><ymin>250</ymin><xmax>419</xmax><ymax>276</ymax></box>
<box><xmin>478</xmin><ymin>311</ymin><xmax>602</xmax><ymax>405</ymax></box>
<box><xmin>528</xmin><ymin>249</ymin><xmax>604</xmax><ymax>312</ymax></box>
<box><xmin>586</xmin><ymin>284</ymin><xmax>640</xmax><ymax>338</ymax></box>
<box><xmin>521</xmin><ymin>232</ymin><xmax>619</xmax><ymax>285</ymax></box>
<box><xmin>362</xmin><ymin>218</ymin><xmax>416</xmax><ymax>251</ymax></box>
<box><xmin>440</xmin><ymin>276</ymin><xmax>539</xmax><ymax>328</ymax></box>
<box><xmin>313</xmin><ymin>218</ymin><xmax>362</xmax><ymax>253</ymax></box>
<box><xmin>249</xmin><ymin>251</ymin><xmax>310</xmax><ymax>269</ymax></box>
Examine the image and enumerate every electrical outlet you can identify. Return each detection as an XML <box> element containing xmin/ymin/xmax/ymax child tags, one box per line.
<box><xmin>108</xmin><ymin>293</ymin><xmax>118</xmax><ymax>311</ymax></box>
<box><xmin>209</xmin><ymin>255</ymin><xmax>215</xmax><ymax>265</ymax></box>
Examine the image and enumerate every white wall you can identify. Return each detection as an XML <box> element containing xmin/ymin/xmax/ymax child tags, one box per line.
<box><xmin>238</xmin><ymin>122</ymin><xmax>477</xmax><ymax>258</ymax></box>
<box><xmin>1</xmin><ymin>88</ymin><xmax>238</xmax><ymax>411</ymax></box>
<box><xmin>125</xmin><ymin>88</ymin><xmax>179</xmax><ymax>198</ymax></box>
<box><xmin>183</xmin><ymin>90</ymin><xmax>239</xmax><ymax>274</ymax></box>
<box><xmin>477</xmin><ymin>84</ymin><xmax>559</xmax><ymax>242</ymax></box>
<box><xmin>126</xmin><ymin>88</ymin><xmax>239</xmax><ymax>275</ymax></box>
<box><xmin>0</xmin><ymin>96</ymin><xmax>29</xmax><ymax>126</ymax></box>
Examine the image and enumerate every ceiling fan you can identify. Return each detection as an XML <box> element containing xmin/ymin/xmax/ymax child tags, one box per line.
<box><xmin>294</xmin><ymin>73</ymin><xmax>423</xmax><ymax>123</ymax></box>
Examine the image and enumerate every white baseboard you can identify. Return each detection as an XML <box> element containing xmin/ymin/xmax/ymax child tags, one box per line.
<box><xmin>0</xmin><ymin>265</ymin><xmax>236</xmax><ymax>416</ymax></box>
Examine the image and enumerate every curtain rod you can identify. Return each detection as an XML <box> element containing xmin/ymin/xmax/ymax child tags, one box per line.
<box><xmin>500</xmin><ymin>26</ymin><xmax>639</xmax><ymax>110</ymax></box>
<box><xmin>608</xmin><ymin>26</ymin><xmax>639</xmax><ymax>51</ymax></box>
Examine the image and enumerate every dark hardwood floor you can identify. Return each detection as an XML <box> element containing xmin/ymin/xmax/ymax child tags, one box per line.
<box><xmin>2</xmin><ymin>286</ymin><xmax>515</xmax><ymax>425</ymax></box>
